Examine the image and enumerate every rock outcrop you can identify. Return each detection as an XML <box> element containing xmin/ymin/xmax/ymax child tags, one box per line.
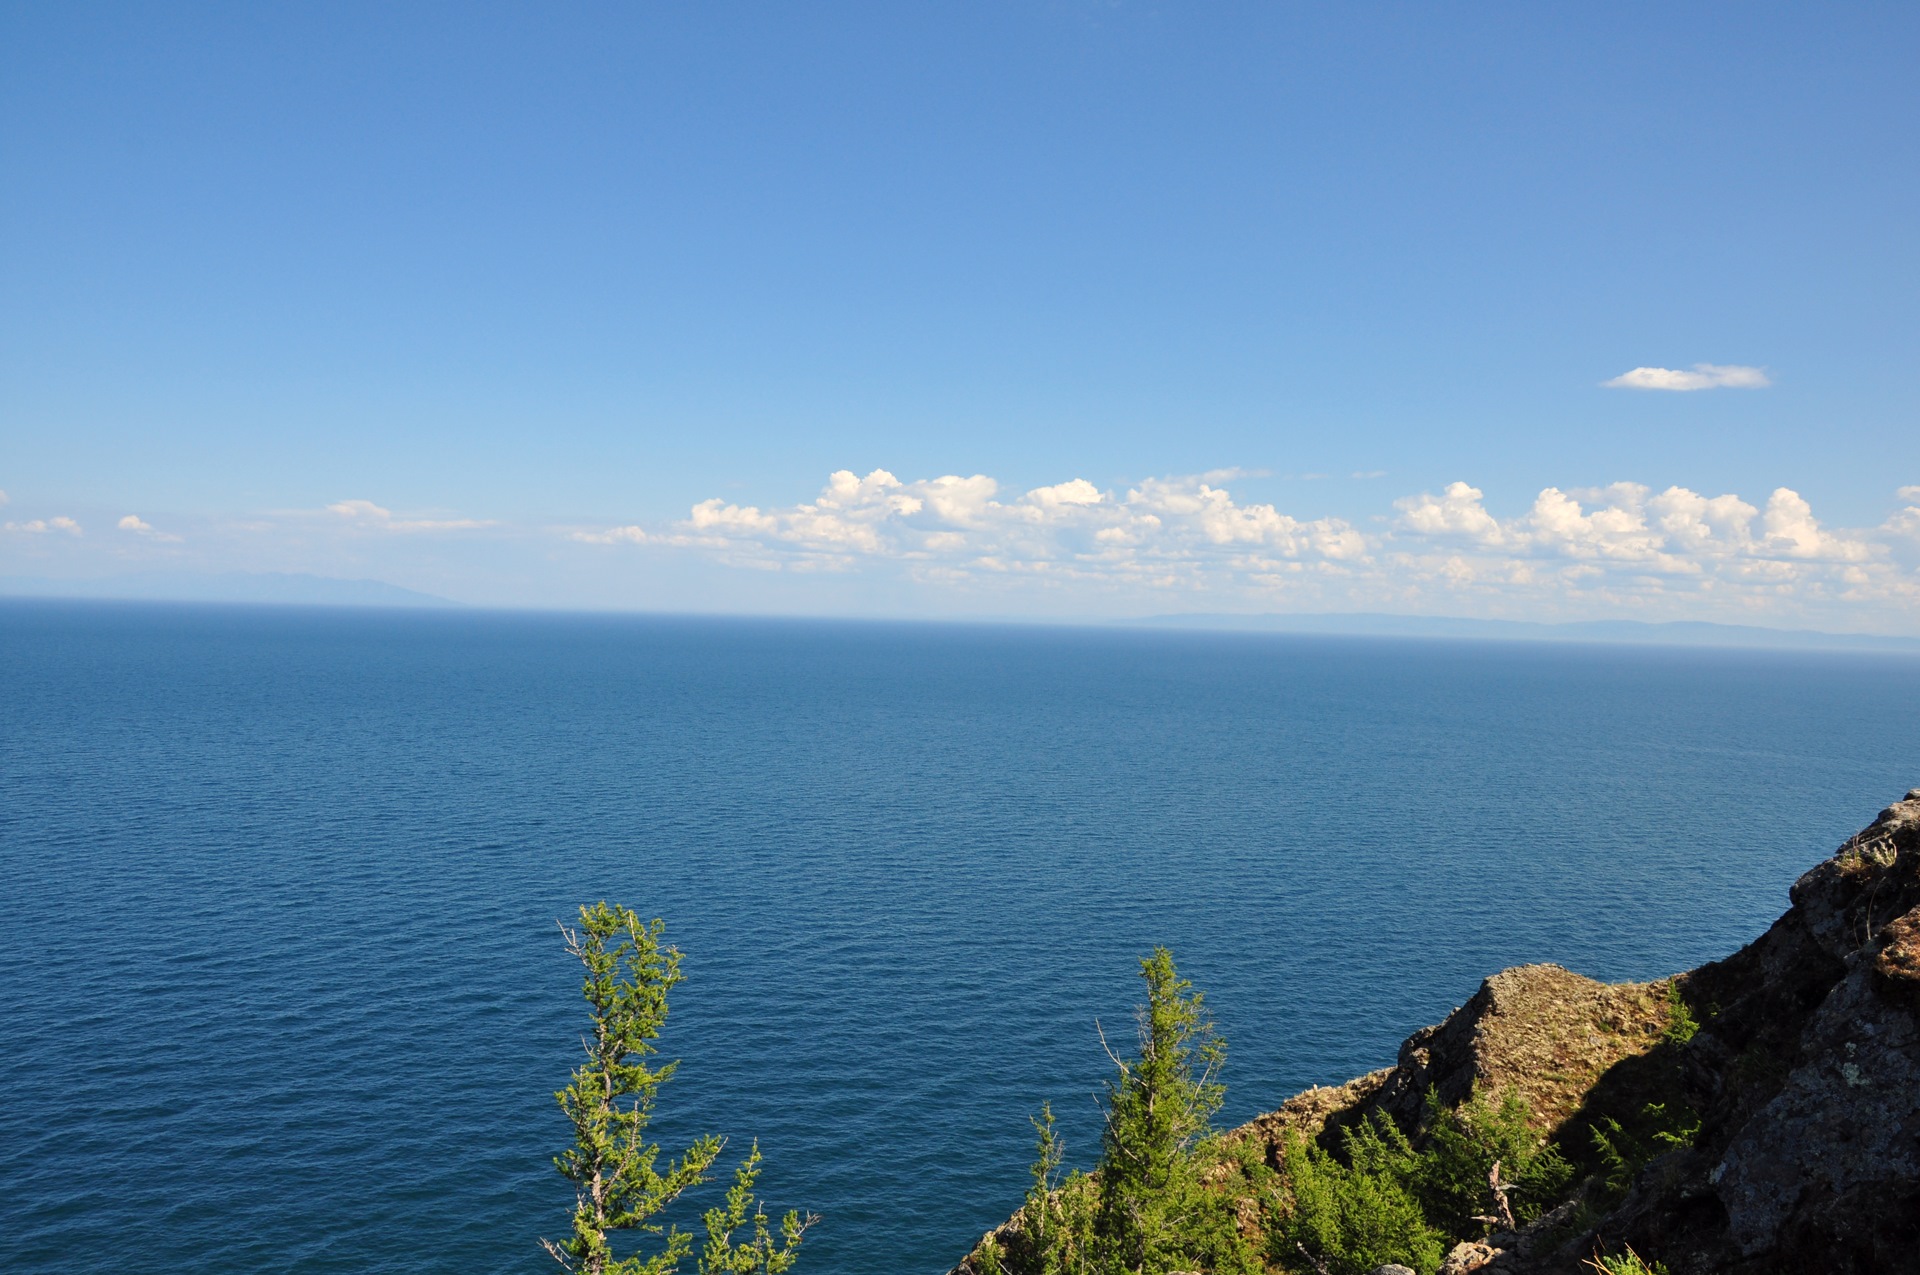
<box><xmin>953</xmin><ymin>788</ymin><xmax>1920</xmax><ymax>1275</ymax></box>
<box><xmin>1569</xmin><ymin>788</ymin><xmax>1920</xmax><ymax>1274</ymax></box>
<box><xmin>1226</xmin><ymin>963</ymin><xmax>1677</xmax><ymax>1168</ymax></box>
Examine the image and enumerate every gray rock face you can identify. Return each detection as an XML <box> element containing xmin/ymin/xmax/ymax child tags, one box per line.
<box><xmin>1555</xmin><ymin>790</ymin><xmax>1920</xmax><ymax>1274</ymax></box>
<box><xmin>1691</xmin><ymin>793</ymin><xmax>1920</xmax><ymax>1272</ymax></box>
<box><xmin>1714</xmin><ymin>965</ymin><xmax>1920</xmax><ymax>1257</ymax></box>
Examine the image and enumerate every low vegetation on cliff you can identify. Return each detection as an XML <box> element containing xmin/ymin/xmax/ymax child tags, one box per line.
<box><xmin>957</xmin><ymin>789</ymin><xmax>1920</xmax><ymax>1275</ymax></box>
<box><xmin>959</xmin><ymin>951</ymin><xmax>1686</xmax><ymax>1275</ymax></box>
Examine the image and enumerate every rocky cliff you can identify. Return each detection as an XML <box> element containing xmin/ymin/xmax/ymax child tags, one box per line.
<box><xmin>954</xmin><ymin>788</ymin><xmax>1920</xmax><ymax>1275</ymax></box>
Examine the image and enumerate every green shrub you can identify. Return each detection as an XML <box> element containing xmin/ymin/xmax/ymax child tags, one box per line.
<box><xmin>1588</xmin><ymin>1099</ymin><xmax>1698</xmax><ymax>1201</ymax></box>
<box><xmin>992</xmin><ymin>1104</ymin><xmax>1097</xmax><ymax>1275</ymax></box>
<box><xmin>1659</xmin><ymin>982</ymin><xmax>1699</xmax><ymax>1047</ymax></box>
<box><xmin>1274</xmin><ymin>1115</ymin><xmax>1446</xmax><ymax>1275</ymax></box>
<box><xmin>1416</xmin><ymin>1087</ymin><xmax>1573</xmax><ymax>1234</ymax></box>
<box><xmin>1584</xmin><ymin>1245</ymin><xmax>1670</xmax><ymax>1274</ymax></box>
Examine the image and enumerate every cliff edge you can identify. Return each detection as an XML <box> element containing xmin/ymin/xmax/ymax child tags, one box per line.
<box><xmin>954</xmin><ymin>787</ymin><xmax>1920</xmax><ymax>1275</ymax></box>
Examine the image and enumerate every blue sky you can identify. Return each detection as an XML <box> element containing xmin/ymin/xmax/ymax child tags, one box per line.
<box><xmin>4</xmin><ymin>3</ymin><xmax>1918</xmax><ymax>627</ymax></box>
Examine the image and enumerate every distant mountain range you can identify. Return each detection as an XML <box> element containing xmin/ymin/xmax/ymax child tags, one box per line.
<box><xmin>4</xmin><ymin>581</ymin><xmax>1915</xmax><ymax>652</ymax></box>
<box><xmin>0</xmin><ymin>572</ymin><xmax>457</xmax><ymax>608</ymax></box>
<box><xmin>1127</xmin><ymin>611</ymin><xmax>1920</xmax><ymax>653</ymax></box>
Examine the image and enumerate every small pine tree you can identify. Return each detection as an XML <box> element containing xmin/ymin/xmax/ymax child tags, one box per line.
<box><xmin>544</xmin><ymin>904</ymin><xmax>810</xmax><ymax>1275</ymax></box>
<box><xmin>1093</xmin><ymin>947</ymin><xmax>1227</xmax><ymax>1273</ymax></box>
<box><xmin>1009</xmin><ymin>1103</ymin><xmax>1097</xmax><ymax>1275</ymax></box>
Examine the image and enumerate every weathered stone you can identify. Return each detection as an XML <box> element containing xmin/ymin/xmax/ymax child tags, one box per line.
<box><xmin>1714</xmin><ymin>960</ymin><xmax>1920</xmax><ymax>1261</ymax></box>
<box><xmin>1872</xmin><ymin>904</ymin><xmax>1920</xmax><ymax>1007</ymax></box>
<box><xmin>1438</xmin><ymin>1239</ymin><xmax>1503</xmax><ymax>1274</ymax></box>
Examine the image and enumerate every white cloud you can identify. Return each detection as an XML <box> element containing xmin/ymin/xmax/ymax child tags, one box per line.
<box><xmin>660</xmin><ymin>468</ymin><xmax>1372</xmax><ymax>585</ymax></box>
<box><xmin>571</xmin><ymin>525</ymin><xmax>649</xmax><ymax>545</ymax></box>
<box><xmin>1759</xmin><ymin>488</ymin><xmax>1870</xmax><ymax>561</ymax></box>
<box><xmin>326</xmin><ymin>498</ymin><xmax>493</xmax><ymax>532</ymax></box>
<box><xmin>117</xmin><ymin>514</ymin><xmax>183</xmax><ymax>542</ymax></box>
<box><xmin>1379</xmin><ymin>478</ymin><xmax>1905</xmax><ymax>618</ymax></box>
<box><xmin>1884</xmin><ymin>491</ymin><xmax>1920</xmax><ymax>567</ymax></box>
<box><xmin>559</xmin><ymin>468</ymin><xmax>1918</xmax><ymax>626</ymax></box>
<box><xmin>1395</xmin><ymin>482</ymin><xmax>1507</xmax><ymax>545</ymax></box>
<box><xmin>0</xmin><ymin>489</ymin><xmax>9</xmax><ymax>504</ymax></box>
<box><xmin>5</xmin><ymin>516</ymin><xmax>81</xmax><ymax>535</ymax></box>
<box><xmin>1391</xmin><ymin>480</ymin><xmax>1878</xmax><ymax>570</ymax></box>
<box><xmin>1026</xmin><ymin>478</ymin><xmax>1104</xmax><ymax>510</ymax></box>
<box><xmin>1602</xmin><ymin>363</ymin><xmax>1771</xmax><ymax>391</ymax></box>
<box><xmin>686</xmin><ymin>498</ymin><xmax>780</xmax><ymax>538</ymax></box>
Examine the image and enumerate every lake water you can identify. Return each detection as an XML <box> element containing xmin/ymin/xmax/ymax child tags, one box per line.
<box><xmin>3</xmin><ymin>600</ymin><xmax>1916</xmax><ymax>1273</ymax></box>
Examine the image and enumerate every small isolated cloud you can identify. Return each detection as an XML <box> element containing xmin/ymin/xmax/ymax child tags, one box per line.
<box><xmin>1602</xmin><ymin>363</ymin><xmax>1771</xmax><ymax>392</ymax></box>
<box><xmin>117</xmin><ymin>514</ymin><xmax>183</xmax><ymax>542</ymax></box>
<box><xmin>1899</xmin><ymin>486</ymin><xmax>1920</xmax><ymax>502</ymax></box>
<box><xmin>0</xmin><ymin>489</ymin><xmax>9</xmax><ymax>504</ymax></box>
<box><xmin>1353</xmin><ymin>471</ymin><xmax>1387</xmax><ymax>480</ymax></box>
<box><xmin>325</xmin><ymin>498</ymin><xmax>492</xmax><ymax>532</ymax></box>
<box><xmin>5</xmin><ymin>515</ymin><xmax>82</xmax><ymax>535</ymax></box>
<box><xmin>572</xmin><ymin>525</ymin><xmax>649</xmax><ymax>545</ymax></box>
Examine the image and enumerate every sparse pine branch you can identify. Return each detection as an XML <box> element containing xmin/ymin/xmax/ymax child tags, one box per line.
<box><xmin>543</xmin><ymin>903</ymin><xmax>806</xmax><ymax>1275</ymax></box>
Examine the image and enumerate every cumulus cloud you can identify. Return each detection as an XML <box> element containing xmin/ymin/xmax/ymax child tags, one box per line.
<box><xmin>1396</xmin><ymin>482</ymin><xmax>1508</xmax><ymax>545</ymax></box>
<box><xmin>1380</xmin><ymin>478</ymin><xmax>1906</xmax><ymax>618</ymax></box>
<box><xmin>1392</xmin><ymin>480</ymin><xmax>1877</xmax><ymax>568</ymax></box>
<box><xmin>5</xmin><ymin>516</ymin><xmax>81</xmax><ymax>535</ymax></box>
<box><xmin>326</xmin><ymin>499</ymin><xmax>493</xmax><ymax>532</ymax></box>
<box><xmin>1602</xmin><ymin>363</ymin><xmax>1771</xmax><ymax>391</ymax></box>
<box><xmin>630</xmin><ymin>468</ymin><xmax>1373</xmax><ymax>593</ymax></box>
<box><xmin>1026</xmin><ymin>478</ymin><xmax>1104</xmax><ymax>510</ymax></box>
<box><xmin>1885</xmin><ymin>490</ymin><xmax>1920</xmax><ymax>566</ymax></box>
<box><xmin>568</xmin><ymin>467</ymin><xmax>1918</xmax><ymax>624</ymax></box>
<box><xmin>1759</xmin><ymin>488</ymin><xmax>1871</xmax><ymax>561</ymax></box>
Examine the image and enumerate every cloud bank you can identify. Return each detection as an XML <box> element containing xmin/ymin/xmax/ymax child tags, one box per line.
<box><xmin>630</xmin><ymin>469</ymin><xmax>1367</xmax><ymax>585</ymax></box>
<box><xmin>5</xmin><ymin>474</ymin><xmax>1915</xmax><ymax>630</ymax></box>
<box><xmin>565</xmin><ymin>468</ymin><xmax>1920</xmax><ymax>626</ymax></box>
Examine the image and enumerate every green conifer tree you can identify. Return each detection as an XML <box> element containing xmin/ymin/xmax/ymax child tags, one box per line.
<box><xmin>543</xmin><ymin>903</ymin><xmax>729</xmax><ymax>1274</ymax></box>
<box><xmin>1092</xmin><ymin>947</ymin><xmax>1226</xmax><ymax>1273</ymax></box>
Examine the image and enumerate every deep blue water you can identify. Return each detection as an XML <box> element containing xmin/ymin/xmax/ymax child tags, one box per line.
<box><xmin>3</xmin><ymin>601</ymin><xmax>1917</xmax><ymax>1273</ymax></box>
